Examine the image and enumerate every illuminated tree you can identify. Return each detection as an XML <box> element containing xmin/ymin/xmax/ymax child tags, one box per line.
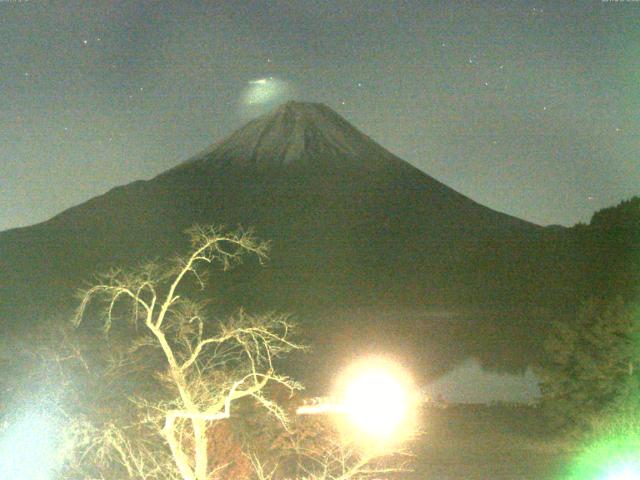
<box><xmin>263</xmin><ymin>416</ymin><xmax>414</xmax><ymax>480</ymax></box>
<box><xmin>68</xmin><ymin>225</ymin><xmax>415</xmax><ymax>480</ymax></box>
<box><xmin>73</xmin><ymin>226</ymin><xmax>304</xmax><ymax>479</ymax></box>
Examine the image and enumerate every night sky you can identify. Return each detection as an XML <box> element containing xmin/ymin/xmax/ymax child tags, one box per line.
<box><xmin>1</xmin><ymin>0</ymin><xmax>638</xmax><ymax>232</ymax></box>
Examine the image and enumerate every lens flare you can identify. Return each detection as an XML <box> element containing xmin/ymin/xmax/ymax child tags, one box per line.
<box><xmin>564</xmin><ymin>429</ymin><xmax>640</xmax><ymax>480</ymax></box>
<box><xmin>0</xmin><ymin>410</ymin><xmax>62</xmax><ymax>479</ymax></box>
<box><xmin>604</xmin><ymin>462</ymin><xmax>640</xmax><ymax>480</ymax></box>
<box><xmin>343</xmin><ymin>369</ymin><xmax>408</xmax><ymax>438</ymax></box>
<box><xmin>335</xmin><ymin>356</ymin><xmax>417</xmax><ymax>443</ymax></box>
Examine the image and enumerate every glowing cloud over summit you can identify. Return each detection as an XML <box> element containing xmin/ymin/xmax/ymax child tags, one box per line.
<box><xmin>239</xmin><ymin>76</ymin><xmax>294</xmax><ymax>120</ymax></box>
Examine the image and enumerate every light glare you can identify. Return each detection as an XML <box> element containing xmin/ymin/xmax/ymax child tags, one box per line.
<box><xmin>604</xmin><ymin>462</ymin><xmax>640</xmax><ymax>480</ymax></box>
<box><xmin>335</xmin><ymin>357</ymin><xmax>417</xmax><ymax>443</ymax></box>
<box><xmin>343</xmin><ymin>368</ymin><xmax>408</xmax><ymax>439</ymax></box>
<box><xmin>0</xmin><ymin>410</ymin><xmax>61</xmax><ymax>480</ymax></box>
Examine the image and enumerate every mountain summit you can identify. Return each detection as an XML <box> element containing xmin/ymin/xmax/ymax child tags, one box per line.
<box><xmin>1</xmin><ymin>101</ymin><xmax>548</xmax><ymax>337</ymax></box>
<box><xmin>0</xmin><ymin>100</ymin><xmax>573</xmax><ymax>383</ymax></box>
<box><xmin>170</xmin><ymin>101</ymin><xmax>406</xmax><ymax>173</ymax></box>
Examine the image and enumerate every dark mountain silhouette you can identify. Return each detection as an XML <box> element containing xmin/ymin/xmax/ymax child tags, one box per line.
<box><xmin>0</xmin><ymin>101</ymin><xmax>586</xmax><ymax>382</ymax></box>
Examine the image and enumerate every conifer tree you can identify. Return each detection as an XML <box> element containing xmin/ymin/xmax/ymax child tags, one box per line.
<box><xmin>538</xmin><ymin>296</ymin><xmax>639</xmax><ymax>431</ymax></box>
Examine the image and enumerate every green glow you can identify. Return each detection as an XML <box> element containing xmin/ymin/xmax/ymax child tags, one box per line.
<box><xmin>243</xmin><ymin>77</ymin><xmax>289</xmax><ymax>106</ymax></box>
<box><xmin>603</xmin><ymin>462</ymin><xmax>640</xmax><ymax>480</ymax></box>
<box><xmin>564</xmin><ymin>433</ymin><xmax>640</xmax><ymax>480</ymax></box>
<box><xmin>564</xmin><ymin>300</ymin><xmax>640</xmax><ymax>479</ymax></box>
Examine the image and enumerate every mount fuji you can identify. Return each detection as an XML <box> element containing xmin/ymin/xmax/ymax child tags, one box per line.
<box><xmin>1</xmin><ymin>102</ymin><xmax>569</xmax><ymax>378</ymax></box>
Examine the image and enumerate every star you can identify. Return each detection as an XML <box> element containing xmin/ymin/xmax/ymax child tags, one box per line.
<box><xmin>82</xmin><ymin>39</ymin><xmax>88</xmax><ymax>45</ymax></box>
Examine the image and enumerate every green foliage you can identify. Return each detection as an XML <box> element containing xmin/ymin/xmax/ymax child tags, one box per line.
<box><xmin>539</xmin><ymin>196</ymin><xmax>640</xmax><ymax>436</ymax></box>
<box><xmin>538</xmin><ymin>296</ymin><xmax>640</xmax><ymax>431</ymax></box>
<box><xmin>578</xmin><ymin>196</ymin><xmax>640</xmax><ymax>301</ymax></box>
<box><xmin>589</xmin><ymin>196</ymin><xmax>640</xmax><ymax>229</ymax></box>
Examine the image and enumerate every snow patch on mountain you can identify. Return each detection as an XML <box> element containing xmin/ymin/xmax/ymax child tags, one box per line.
<box><xmin>172</xmin><ymin>101</ymin><xmax>404</xmax><ymax>172</ymax></box>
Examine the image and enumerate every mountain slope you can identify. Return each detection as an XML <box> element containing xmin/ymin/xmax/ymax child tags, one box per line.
<box><xmin>0</xmin><ymin>101</ymin><xmax>550</xmax><ymax>332</ymax></box>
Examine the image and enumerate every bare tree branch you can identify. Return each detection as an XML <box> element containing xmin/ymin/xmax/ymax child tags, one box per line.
<box><xmin>61</xmin><ymin>224</ymin><xmax>415</xmax><ymax>480</ymax></box>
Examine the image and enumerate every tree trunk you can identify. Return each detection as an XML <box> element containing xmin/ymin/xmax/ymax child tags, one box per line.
<box><xmin>193</xmin><ymin>418</ymin><xmax>209</xmax><ymax>480</ymax></box>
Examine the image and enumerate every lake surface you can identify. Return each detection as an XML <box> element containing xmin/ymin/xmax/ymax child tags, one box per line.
<box><xmin>294</xmin><ymin>304</ymin><xmax>554</xmax><ymax>395</ymax></box>
<box><xmin>407</xmin><ymin>404</ymin><xmax>568</xmax><ymax>479</ymax></box>
<box><xmin>423</xmin><ymin>357</ymin><xmax>541</xmax><ymax>404</ymax></box>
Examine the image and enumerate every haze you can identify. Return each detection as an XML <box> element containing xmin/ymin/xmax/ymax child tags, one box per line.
<box><xmin>1</xmin><ymin>0</ymin><xmax>638</xmax><ymax>231</ymax></box>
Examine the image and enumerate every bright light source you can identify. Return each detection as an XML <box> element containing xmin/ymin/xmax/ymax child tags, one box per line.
<box><xmin>604</xmin><ymin>461</ymin><xmax>640</xmax><ymax>480</ymax></box>
<box><xmin>343</xmin><ymin>369</ymin><xmax>408</xmax><ymax>438</ymax></box>
<box><xmin>335</xmin><ymin>357</ymin><xmax>417</xmax><ymax>443</ymax></box>
<box><xmin>0</xmin><ymin>410</ymin><xmax>62</xmax><ymax>480</ymax></box>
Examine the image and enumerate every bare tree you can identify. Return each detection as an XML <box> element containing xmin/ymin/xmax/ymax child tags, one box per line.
<box><xmin>74</xmin><ymin>226</ymin><xmax>304</xmax><ymax>480</ymax></box>
<box><xmin>68</xmin><ymin>225</ymin><xmax>417</xmax><ymax>480</ymax></box>
<box><xmin>253</xmin><ymin>412</ymin><xmax>415</xmax><ymax>480</ymax></box>
<box><xmin>294</xmin><ymin>439</ymin><xmax>413</xmax><ymax>480</ymax></box>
